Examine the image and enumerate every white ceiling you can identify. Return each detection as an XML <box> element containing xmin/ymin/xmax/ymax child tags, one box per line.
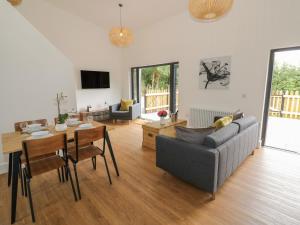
<box><xmin>44</xmin><ymin>0</ymin><xmax>188</xmax><ymax>30</ymax></box>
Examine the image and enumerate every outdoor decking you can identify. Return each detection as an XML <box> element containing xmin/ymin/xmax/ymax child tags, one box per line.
<box><xmin>265</xmin><ymin>117</ymin><xmax>300</xmax><ymax>153</ymax></box>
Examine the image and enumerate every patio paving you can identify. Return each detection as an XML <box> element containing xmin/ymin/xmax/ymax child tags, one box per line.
<box><xmin>265</xmin><ymin>117</ymin><xmax>300</xmax><ymax>153</ymax></box>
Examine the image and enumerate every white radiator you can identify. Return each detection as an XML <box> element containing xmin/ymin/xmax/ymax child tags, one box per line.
<box><xmin>190</xmin><ymin>108</ymin><xmax>232</xmax><ymax>128</ymax></box>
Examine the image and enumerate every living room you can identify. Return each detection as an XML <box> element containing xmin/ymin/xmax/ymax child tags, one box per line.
<box><xmin>1</xmin><ymin>0</ymin><xmax>300</xmax><ymax>224</ymax></box>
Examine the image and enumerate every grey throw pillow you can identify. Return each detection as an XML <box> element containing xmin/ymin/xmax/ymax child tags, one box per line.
<box><xmin>175</xmin><ymin>126</ymin><xmax>216</xmax><ymax>145</ymax></box>
<box><xmin>233</xmin><ymin>112</ymin><xmax>244</xmax><ymax>121</ymax></box>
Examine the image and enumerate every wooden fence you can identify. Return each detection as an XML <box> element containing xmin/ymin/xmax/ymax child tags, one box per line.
<box><xmin>269</xmin><ymin>90</ymin><xmax>300</xmax><ymax>119</ymax></box>
<box><xmin>144</xmin><ymin>88</ymin><xmax>179</xmax><ymax>113</ymax></box>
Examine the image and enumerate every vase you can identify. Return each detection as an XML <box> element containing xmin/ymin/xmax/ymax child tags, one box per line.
<box><xmin>160</xmin><ymin>117</ymin><xmax>166</xmax><ymax>125</ymax></box>
<box><xmin>55</xmin><ymin>123</ymin><xmax>67</xmax><ymax>132</ymax></box>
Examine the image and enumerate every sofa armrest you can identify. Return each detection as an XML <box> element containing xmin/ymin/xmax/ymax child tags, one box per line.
<box><xmin>109</xmin><ymin>103</ymin><xmax>120</xmax><ymax>113</ymax></box>
<box><xmin>156</xmin><ymin>135</ymin><xmax>219</xmax><ymax>193</ymax></box>
<box><xmin>129</xmin><ymin>103</ymin><xmax>141</xmax><ymax>119</ymax></box>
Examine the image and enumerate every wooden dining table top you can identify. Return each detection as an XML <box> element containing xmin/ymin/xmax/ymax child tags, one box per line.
<box><xmin>1</xmin><ymin>121</ymin><xmax>111</xmax><ymax>154</ymax></box>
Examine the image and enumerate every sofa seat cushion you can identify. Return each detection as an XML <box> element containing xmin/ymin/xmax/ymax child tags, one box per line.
<box><xmin>175</xmin><ymin>126</ymin><xmax>216</xmax><ymax>145</ymax></box>
<box><xmin>233</xmin><ymin>116</ymin><xmax>257</xmax><ymax>132</ymax></box>
<box><xmin>111</xmin><ymin>111</ymin><xmax>130</xmax><ymax>118</ymax></box>
<box><xmin>204</xmin><ymin>123</ymin><xmax>239</xmax><ymax>148</ymax></box>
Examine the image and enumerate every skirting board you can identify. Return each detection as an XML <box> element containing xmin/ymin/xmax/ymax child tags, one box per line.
<box><xmin>0</xmin><ymin>162</ymin><xmax>8</xmax><ymax>174</ymax></box>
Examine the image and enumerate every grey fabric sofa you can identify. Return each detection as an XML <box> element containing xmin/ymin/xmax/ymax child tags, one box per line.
<box><xmin>156</xmin><ymin>116</ymin><xmax>260</xmax><ymax>199</ymax></box>
<box><xmin>109</xmin><ymin>102</ymin><xmax>141</xmax><ymax>121</ymax></box>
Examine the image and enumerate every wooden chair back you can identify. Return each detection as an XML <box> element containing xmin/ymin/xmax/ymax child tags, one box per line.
<box><xmin>14</xmin><ymin>119</ymin><xmax>48</xmax><ymax>132</ymax></box>
<box><xmin>75</xmin><ymin>126</ymin><xmax>106</xmax><ymax>147</ymax></box>
<box><xmin>23</xmin><ymin>133</ymin><xmax>66</xmax><ymax>160</ymax></box>
<box><xmin>22</xmin><ymin>133</ymin><xmax>67</xmax><ymax>178</ymax></box>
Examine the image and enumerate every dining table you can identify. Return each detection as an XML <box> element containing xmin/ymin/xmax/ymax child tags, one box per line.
<box><xmin>1</xmin><ymin>121</ymin><xmax>120</xmax><ymax>224</ymax></box>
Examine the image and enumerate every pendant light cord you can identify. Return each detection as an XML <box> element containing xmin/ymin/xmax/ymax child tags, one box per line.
<box><xmin>119</xmin><ymin>3</ymin><xmax>123</xmax><ymax>31</ymax></box>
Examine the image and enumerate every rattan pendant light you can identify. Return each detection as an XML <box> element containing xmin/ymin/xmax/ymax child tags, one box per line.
<box><xmin>109</xmin><ymin>3</ymin><xmax>133</xmax><ymax>47</ymax></box>
<box><xmin>7</xmin><ymin>0</ymin><xmax>22</xmax><ymax>6</ymax></box>
<box><xmin>189</xmin><ymin>0</ymin><xmax>234</xmax><ymax>21</ymax></box>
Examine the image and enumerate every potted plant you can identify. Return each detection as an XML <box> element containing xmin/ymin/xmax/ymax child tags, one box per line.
<box><xmin>157</xmin><ymin>110</ymin><xmax>168</xmax><ymax>125</ymax></box>
<box><xmin>55</xmin><ymin>92</ymin><xmax>68</xmax><ymax>131</ymax></box>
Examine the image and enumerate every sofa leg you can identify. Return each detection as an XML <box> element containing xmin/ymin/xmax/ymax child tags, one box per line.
<box><xmin>211</xmin><ymin>193</ymin><xmax>216</xmax><ymax>201</ymax></box>
<box><xmin>251</xmin><ymin>150</ymin><xmax>255</xmax><ymax>156</ymax></box>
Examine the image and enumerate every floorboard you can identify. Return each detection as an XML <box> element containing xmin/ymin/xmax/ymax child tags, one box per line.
<box><xmin>0</xmin><ymin>122</ymin><xmax>300</xmax><ymax>225</ymax></box>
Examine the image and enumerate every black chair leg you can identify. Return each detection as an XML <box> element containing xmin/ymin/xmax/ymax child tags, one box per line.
<box><xmin>103</xmin><ymin>155</ymin><xmax>112</xmax><ymax>185</ymax></box>
<box><xmin>64</xmin><ymin>165</ymin><xmax>69</xmax><ymax>182</ymax></box>
<box><xmin>61</xmin><ymin>167</ymin><xmax>65</xmax><ymax>183</ymax></box>
<box><xmin>73</xmin><ymin>163</ymin><xmax>81</xmax><ymax>200</ymax></box>
<box><xmin>23</xmin><ymin>169</ymin><xmax>27</xmax><ymax>197</ymax></box>
<box><xmin>8</xmin><ymin>153</ymin><xmax>12</xmax><ymax>187</ymax></box>
<box><xmin>66</xmin><ymin>166</ymin><xmax>77</xmax><ymax>201</ymax></box>
<box><xmin>19</xmin><ymin>162</ymin><xmax>24</xmax><ymax>196</ymax></box>
<box><xmin>57</xmin><ymin>168</ymin><xmax>62</xmax><ymax>183</ymax></box>
<box><xmin>26</xmin><ymin>178</ymin><xmax>35</xmax><ymax>223</ymax></box>
<box><xmin>92</xmin><ymin>156</ymin><xmax>96</xmax><ymax>170</ymax></box>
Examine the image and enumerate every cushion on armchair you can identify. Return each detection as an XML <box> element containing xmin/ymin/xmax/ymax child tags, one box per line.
<box><xmin>120</xmin><ymin>99</ymin><xmax>133</xmax><ymax>111</ymax></box>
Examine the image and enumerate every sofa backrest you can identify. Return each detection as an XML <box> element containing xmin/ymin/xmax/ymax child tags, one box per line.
<box><xmin>203</xmin><ymin>116</ymin><xmax>258</xmax><ymax>148</ymax></box>
<box><xmin>203</xmin><ymin>123</ymin><xmax>239</xmax><ymax>148</ymax></box>
<box><xmin>233</xmin><ymin>116</ymin><xmax>257</xmax><ymax>132</ymax></box>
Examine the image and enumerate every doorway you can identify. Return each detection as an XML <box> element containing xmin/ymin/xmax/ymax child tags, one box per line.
<box><xmin>262</xmin><ymin>47</ymin><xmax>300</xmax><ymax>153</ymax></box>
<box><xmin>131</xmin><ymin>62</ymin><xmax>179</xmax><ymax>121</ymax></box>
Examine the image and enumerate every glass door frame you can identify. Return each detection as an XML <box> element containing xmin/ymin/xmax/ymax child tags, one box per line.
<box><xmin>261</xmin><ymin>46</ymin><xmax>300</xmax><ymax>146</ymax></box>
<box><xmin>131</xmin><ymin>61</ymin><xmax>179</xmax><ymax>114</ymax></box>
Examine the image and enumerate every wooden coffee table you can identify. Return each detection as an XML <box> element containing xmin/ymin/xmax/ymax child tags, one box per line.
<box><xmin>142</xmin><ymin>119</ymin><xmax>187</xmax><ymax>150</ymax></box>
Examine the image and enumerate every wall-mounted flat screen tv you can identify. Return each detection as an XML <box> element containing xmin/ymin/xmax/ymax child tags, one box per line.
<box><xmin>81</xmin><ymin>70</ymin><xmax>110</xmax><ymax>89</ymax></box>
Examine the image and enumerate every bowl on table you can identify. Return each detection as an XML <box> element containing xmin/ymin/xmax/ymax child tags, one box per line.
<box><xmin>55</xmin><ymin>123</ymin><xmax>68</xmax><ymax>132</ymax></box>
<box><xmin>23</xmin><ymin>124</ymin><xmax>43</xmax><ymax>133</ymax></box>
<box><xmin>31</xmin><ymin>131</ymin><xmax>51</xmax><ymax>139</ymax></box>
<box><xmin>78</xmin><ymin>123</ymin><xmax>94</xmax><ymax>129</ymax></box>
<box><xmin>66</xmin><ymin>118</ymin><xmax>81</xmax><ymax>127</ymax></box>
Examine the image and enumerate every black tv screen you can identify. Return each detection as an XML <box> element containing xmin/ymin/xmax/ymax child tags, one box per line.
<box><xmin>81</xmin><ymin>70</ymin><xmax>110</xmax><ymax>89</ymax></box>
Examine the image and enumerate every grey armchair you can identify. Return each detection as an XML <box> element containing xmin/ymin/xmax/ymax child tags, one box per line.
<box><xmin>109</xmin><ymin>102</ymin><xmax>141</xmax><ymax>121</ymax></box>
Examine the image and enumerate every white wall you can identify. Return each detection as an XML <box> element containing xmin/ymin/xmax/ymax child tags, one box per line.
<box><xmin>122</xmin><ymin>0</ymin><xmax>300</xmax><ymax>123</ymax></box>
<box><xmin>0</xmin><ymin>1</ymin><xmax>77</xmax><ymax>173</ymax></box>
<box><xmin>17</xmin><ymin>0</ymin><xmax>123</xmax><ymax>111</ymax></box>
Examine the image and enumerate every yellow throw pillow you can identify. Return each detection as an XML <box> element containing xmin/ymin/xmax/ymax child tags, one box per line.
<box><xmin>213</xmin><ymin>115</ymin><xmax>233</xmax><ymax>129</ymax></box>
<box><xmin>120</xmin><ymin>99</ymin><xmax>133</xmax><ymax>111</ymax></box>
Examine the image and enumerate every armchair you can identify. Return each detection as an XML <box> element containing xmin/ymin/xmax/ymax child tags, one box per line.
<box><xmin>109</xmin><ymin>102</ymin><xmax>141</xmax><ymax>121</ymax></box>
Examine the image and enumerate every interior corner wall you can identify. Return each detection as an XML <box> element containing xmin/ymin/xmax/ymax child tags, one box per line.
<box><xmin>0</xmin><ymin>1</ymin><xmax>77</xmax><ymax>173</ymax></box>
<box><xmin>122</xmin><ymin>0</ymin><xmax>300</xmax><ymax>124</ymax></box>
<box><xmin>17</xmin><ymin>0</ymin><xmax>123</xmax><ymax>111</ymax></box>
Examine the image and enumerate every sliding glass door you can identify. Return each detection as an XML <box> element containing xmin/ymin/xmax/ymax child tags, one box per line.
<box><xmin>131</xmin><ymin>62</ymin><xmax>179</xmax><ymax>121</ymax></box>
<box><xmin>262</xmin><ymin>47</ymin><xmax>300</xmax><ymax>153</ymax></box>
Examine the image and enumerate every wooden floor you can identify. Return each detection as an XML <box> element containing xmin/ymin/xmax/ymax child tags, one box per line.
<box><xmin>1</xmin><ymin>122</ymin><xmax>300</xmax><ymax>225</ymax></box>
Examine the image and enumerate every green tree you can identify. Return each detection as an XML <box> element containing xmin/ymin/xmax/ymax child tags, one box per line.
<box><xmin>272</xmin><ymin>63</ymin><xmax>300</xmax><ymax>92</ymax></box>
<box><xmin>141</xmin><ymin>65</ymin><xmax>170</xmax><ymax>92</ymax></box>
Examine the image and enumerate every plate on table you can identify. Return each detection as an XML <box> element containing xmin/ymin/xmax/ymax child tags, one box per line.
<box><xmin>22</xmin><ymin>124</ymin><xmax>46</xmax><ymax>133</ymax></box>
<box><xmin>27</xmin><ymin>124</ymin><xmax>42</xmax><ymax>129</ymax></box>
<box><xmin>78</xmin><ymin>123</ymin><xmax>94</xmax><ymax>129</ymax></box>
<box><xmin>66</xmin><ymin>119</ymin><xmax>81</xmax><ymax>127</ymax></box>
<box><xmin>31</xmin><ymin>131</ymin><xmax>52</xmax><ymax>139</ymax></box>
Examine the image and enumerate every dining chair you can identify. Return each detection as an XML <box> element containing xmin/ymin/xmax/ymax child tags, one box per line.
<box><xmin>22</xmin><ymin>133</ymin><xmax>77</xmax><ymax>222</ymax></box>
<box><xmin>53</xmin><ymin>114</ymin><xmax>81</xmax><ymax>181</ymax></box>
<box><xmin>68</xmin><ymin>126</ymin><xmax>112</xmax><ymax>200</ymax></box>
<box><xmin>8</xmin><ymin>119</ymin><xmax>49</xmax><ymax>190</ymax></box>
